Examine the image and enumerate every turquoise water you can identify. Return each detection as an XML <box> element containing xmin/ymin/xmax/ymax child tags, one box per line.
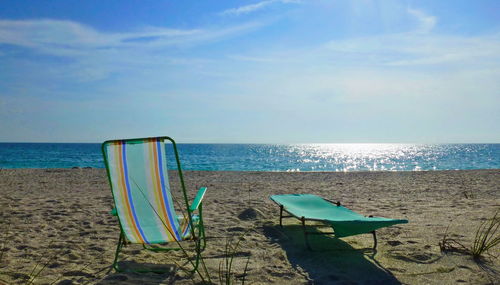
<box><xmin>0</xmin><ymin>143</ymin><xmax>498</xmax><ymax>171</ymax></box>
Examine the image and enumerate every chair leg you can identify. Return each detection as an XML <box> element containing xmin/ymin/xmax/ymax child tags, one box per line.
<box><xmin>188</xmin><ymin>227</ymin><xmax>205</xmax><ymax>273</ymax></box>
<box><xmin>112</xmin><ymin>232</ymin><xmax>125</xmax><ymax>272</ymax></box>
<box><xmin>190</xmin><ymin>239</ymin><xmax>202</xmax><ymax>273</ymax></box>
<box><xmin>372</xmin><ymin>231</ymin><xmax>377</xmax><ymax>250</ymax></box>
<box><xmin>198</xmin><ymin>205</ymin><xmax>207</xmax><ymax>251</ymax></box>
<box><xmin>198</xmin><ymin>224</ymin><xmax>206</xmax><ymax>251</ymax></box>
<box><xmin>189</xmin><ymin>205</ymin><xmax>206</xmax><ymax>273</ymax></box>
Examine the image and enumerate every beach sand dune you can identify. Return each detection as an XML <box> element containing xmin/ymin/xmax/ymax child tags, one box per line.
<box><xmin>0</xmin><ymin>169</ymin><xmax>499</xmax><ymax>284</ymax></box>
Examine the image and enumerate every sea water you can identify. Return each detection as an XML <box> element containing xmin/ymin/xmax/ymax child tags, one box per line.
<box><xmin>0</xmin><ymin>143</ymin><xmax>498</xmax><ymax>171</ymax></box>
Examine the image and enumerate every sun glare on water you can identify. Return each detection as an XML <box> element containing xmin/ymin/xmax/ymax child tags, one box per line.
<box><xmin>284</xmin><ymin>144</ymin><xmax>439</xmax><ymax>172</ymax></box>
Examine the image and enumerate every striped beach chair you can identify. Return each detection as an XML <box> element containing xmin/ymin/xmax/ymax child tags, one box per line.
<box><xmin>102</xmin><ymin>137</ymin><xmax>207</xmax><ymax>273</ymax></box>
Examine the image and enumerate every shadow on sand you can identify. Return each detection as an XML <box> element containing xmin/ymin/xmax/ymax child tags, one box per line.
<box><xmin>96</xmin><ymin>261</ymin><xmax>178</xmax><ymax>284</ymax></box>
<box><xmin>263</xmin><ymin>223</ymin><xmax>401</xmax><ymax>284</ymax></box>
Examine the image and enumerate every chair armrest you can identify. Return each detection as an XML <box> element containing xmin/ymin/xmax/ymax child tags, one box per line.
<box><xmin>190</xmin><ymin>187</ymin><xmax>207</xmax><ymax>212</ymax></box>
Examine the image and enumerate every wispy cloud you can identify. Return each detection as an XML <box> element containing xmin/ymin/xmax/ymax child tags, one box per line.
<box><xmin>323</xmin><ymin>32</ymin><xmax>500</xmax><ymax>67</ymax></box>
<box><xmin>407</xmin><ymin>8</ymin><xmax>436</xmax><ymax>33</ymax></box>
<box><xmin>0</xmin><ymin>18</ymin><xmax>269</xmax><ymax>87</ymax></box>
<box><xmin>227</xmin><ymin>54</ymin><xmax>280</xmax><ymax>62</ymax></box>
<box><xmin>221</xmin><ymin>16</ymin><xmax>500</xmax><ymax>114</ymax></box>
<box><xmin>0</xmin><ymin>19</ymin><xmax>264</xmax><ymax>57</ymax></box>
<box><xmin>319</xmin><ymin>9</ymin><xmax>496</xmax><ymax>68</ymax></box>
<box><xmin>0</xmin><ymin>19</ymin><xmax>196</xmax><ymax>46</ymax></box>
<box><xmin>1</xmin><ymin>3</ymin><xmax>499</xmax><ymax>142</ymax></box>
<box><xmin>220</xmin><ymin>0</ymin><xmax>300</xmax><ymax>16</ymax></box>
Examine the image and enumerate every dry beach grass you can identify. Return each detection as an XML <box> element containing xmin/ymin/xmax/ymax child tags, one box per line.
<box><xmin>0</xmin><ymin>169</ymin><xmax>499</xmax><ymax>284</ymax></box>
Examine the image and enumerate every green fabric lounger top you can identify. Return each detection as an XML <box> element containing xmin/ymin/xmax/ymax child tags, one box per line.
<box><xmin>270</xmin><ymin>194</ymin><xmax>408</xmax><ymax>248</ymax></box>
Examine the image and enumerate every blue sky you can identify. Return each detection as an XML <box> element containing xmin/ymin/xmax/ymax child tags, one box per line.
<box><xmin>0</xmin><ymin>0</ymin><xmax>499</xmax><ymax>143</ymax></box>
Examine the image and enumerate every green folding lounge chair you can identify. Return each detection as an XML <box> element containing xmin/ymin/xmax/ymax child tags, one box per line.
<box><xmin>270</xmin><ymin>194</ymin><xmax>408</xmax><ymax>250</ymax></box>
<box><xmin>102</xmin><ymin>136</ymin><xmax>207</xmax><ymax>273</ymax></box>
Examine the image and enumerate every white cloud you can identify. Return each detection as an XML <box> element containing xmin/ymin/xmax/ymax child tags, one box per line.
<box><xmin>407</xmin><ymin>8</ymin><xmax>436</xmax><ymax>33</ymax></box>
<box><xmin>1</xmin><ymin>3</ymin><xmax>498</xmax><ymax>142</ymax></box>
<box><xmin>0</xmin><ymin>19</ymin><xmax>181</xmax><ymax>47</ymax></box>
<box><xmin>322</xmin><ymin>32</ymin><xmax>500</xmax><ymax>68</ymax></box>
<box><xmin>0</xmin><ymin>19</ymin><xmax>264</xmax><ymax>57</ymax></box>
<box><xmin>0</xmin><ymin>18</ymin><xmax>269</xmax><ymax>86</ymax></box>
<box><xmin>221</xmin><ymin>0</ymin><xmax>274</xmax><ymax>16</ymax></box>
<box><xmin>220</xmin><ymin>0</ymin><xmax>300</xmax><ymax>16</ymax></box>
<box><xmin>219</xmin><ymin>27</ymin><xmax>500</xmax><ymax>116</ymax></box>
<box><xmin>227</xmin><ymin>54</ymin><xmax>279</xmax><ymax>62</ymax></box>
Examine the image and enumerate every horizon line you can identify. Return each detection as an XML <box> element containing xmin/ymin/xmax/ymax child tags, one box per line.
<box><xmin>1</xmin><ymin>141</ymin><xmax>499</xmax><ymax>144</ymax></box>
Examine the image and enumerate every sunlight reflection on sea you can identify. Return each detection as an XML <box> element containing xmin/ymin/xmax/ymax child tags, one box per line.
<box><xmin>0</xmin><ymin>143</ymin><xmax>498</xmax><ymax>171</ymax></box>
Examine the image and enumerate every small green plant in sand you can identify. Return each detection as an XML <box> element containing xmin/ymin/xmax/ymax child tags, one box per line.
<box><xmin>0</xmin><ymin>215</ymin><xmax>90</xmax><ymax>285</ymax></box>
<box><xmin>24</xmin><ymin>244</ymin><xmax>61</xmax><ymax>285</ymax></box>
<box><xmin>471</xmin><ymin>211</ymin><xmax>499</xmax><ymax>259</ymax></box>
<box><xmin>131</xmin><ymin>181</ymin><xmax>251</xmax><ymax>284</ymax></box>
<box><xmin>0</xmin><ymin>237</ymin><xmax>63</xmax><ymax>285</ymax></box>
<box><xmin>0</xmin><ymin>221</ymin><xmax>9</xmax><ymax>284</ymax></box>
<box><xmin>164</xmin><ymin>226</ymin><xmax>251</xmax><ymax>285</ymax></box>
<box><xmin>218</xmin><ymin>234</ymin><xmax>251</xmax><ymax>285</ymax></box>
<box><xmin>0</xmin><ymin>223</ymin><xmax>8</xmax><ymax>267</ymax></box>
<box><xmin>439</xmin><ymin>211</ymin><xmax>499</xmax><ymax>260</ymax></box>
<box><xmin>157</xmin><ymin>212</ymin><xmax>252</xmax><ymax>284</ymax></box>
<box><xmin>462</xmin><ymin>191</ymin><xmax>474</xmax><ymax>199</ymax></box>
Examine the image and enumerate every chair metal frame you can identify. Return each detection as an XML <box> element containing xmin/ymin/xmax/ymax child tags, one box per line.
<box><xmin>102</xmin><ymin>136</ymin><xmax>207</xmax><ymax>273</ymax></box>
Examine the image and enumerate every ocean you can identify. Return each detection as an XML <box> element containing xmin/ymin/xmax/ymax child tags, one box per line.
<box><xmin>0</xmin><ymin>143</ymin><xmax>498</xmax><ymax>171</ymax></box>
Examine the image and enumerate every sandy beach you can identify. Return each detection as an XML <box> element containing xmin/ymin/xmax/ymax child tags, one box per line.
<box><xmin>0</xmin><ymin>169</ymin><xmax>498</xmax><ymax>284</ymax></box>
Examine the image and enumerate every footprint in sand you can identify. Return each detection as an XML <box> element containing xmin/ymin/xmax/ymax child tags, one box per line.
<box><xmin>387</xmin><ymin>240</ymin><xmax>403</xmax><ymax>246</ymax></box>
<box><xmin>227</xmin><ymin>226</ymin><xmax>245</xmax><ymax>232</ymax></box>
<box><xmin>15</xmin><ymin>245</ymin><xmax>30</xmax><ymax>250</ymax></box>
<box><xmin>387</xmin><ymin>267</ymin><xmax>406</xmax><ymax>273</ymax></box>
<box><xmin>391</xmin><ymin>251</ymin><xmax>439</xmax><ymax>264</ymax></box>
<box><xmin>104</xmin><ymin>274</ymin><xmax>129</xmax><ymax>281</ymax></box>
<box><xmin>48</xmin><ymin>262</ymin><xmax>62</xmax><ymax>268</ymax></box>
<box><xmin>62</xmin><ymin>270</ymin><xmax>94</xmax><ymax>278</ymax></box>
<box><xmin>88</xmin><ymin>246</ymin><xmax>104</xmax><ymax>251</ymax></box>
<box><xmin>457</xmin><ymin>265</ymin><xmax>473</xmax><ymax>271</ymax></box>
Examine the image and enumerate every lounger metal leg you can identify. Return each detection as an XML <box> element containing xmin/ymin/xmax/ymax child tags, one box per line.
<box><xmin>279</xmin><ymin>205</ymin><xmax>284</xmax><ymax>227</ymax></box>
<box><xmin>372</xmin><ymin>231</ymin><xmax>377</xmax><ymax>250</ymax></box>
<box><xmin>301</xmin><ymin>217</ymin><xmax>312</xmax><ymax>250</ymax></box>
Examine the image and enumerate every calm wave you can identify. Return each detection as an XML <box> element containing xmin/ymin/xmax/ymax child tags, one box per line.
<box><xmin>0</xmin><ymin>143</ymin><xmax>498</xmax><ymax>171</ymax></box>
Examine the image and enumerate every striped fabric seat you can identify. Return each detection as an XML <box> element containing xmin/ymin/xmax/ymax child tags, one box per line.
<box><xmin>103</xmin><ymin>138</ymin><xmax>196</xmax><ymax>244</ymax></box>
